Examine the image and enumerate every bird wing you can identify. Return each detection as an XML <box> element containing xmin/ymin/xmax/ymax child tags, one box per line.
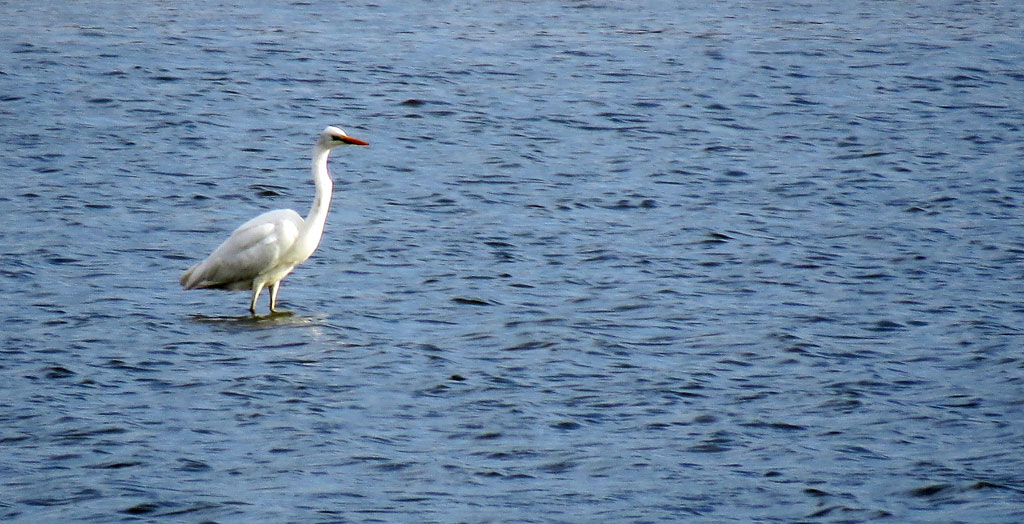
<box><xmin>181</xmin><ymin>209</ymin><xmax>303</xmax><ymax>289</ymax></box>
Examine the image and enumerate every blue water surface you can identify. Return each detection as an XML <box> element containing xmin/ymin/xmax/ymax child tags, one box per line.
<box><xmin>2</xmin><ymin>1</ymin><xmax>1023</xmax><ymax>522</ymax></box>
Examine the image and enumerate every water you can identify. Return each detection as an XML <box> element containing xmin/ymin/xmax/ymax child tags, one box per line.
<box><xmin>2</xmin><ymin>1</ymin><xmax>1023</xmax><ymax>522</ymax></box>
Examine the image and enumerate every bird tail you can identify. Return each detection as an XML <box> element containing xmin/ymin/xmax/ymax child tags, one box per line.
<box><xmin>180</xmin><ymin>263</ymin><xmax>201</xmax><ymax>289</ymax></box>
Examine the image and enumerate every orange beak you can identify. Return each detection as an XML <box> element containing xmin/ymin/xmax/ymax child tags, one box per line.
<box><xmin>341</xmin><ymin>136</ymin><xmax>369</xmax><ymax>146</ymax></box>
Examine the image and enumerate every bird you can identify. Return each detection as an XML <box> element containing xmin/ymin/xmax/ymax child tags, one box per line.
<box><xmin>180</xmin><ymin>126</ymin><xmax>368</xmax><ymax>314</ymax></box>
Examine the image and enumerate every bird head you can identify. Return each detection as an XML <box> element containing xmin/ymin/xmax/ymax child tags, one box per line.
<box><xmin>320</xmin><ymin>126</ymin><xmax>369</xmax><ymax>148</ymax></box>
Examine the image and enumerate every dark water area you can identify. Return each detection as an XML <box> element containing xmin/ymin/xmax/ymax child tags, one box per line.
<box><xmin>2</xmin><ymin>1</ymin><xmax>1023</xmax><ymax>522</ymax></box>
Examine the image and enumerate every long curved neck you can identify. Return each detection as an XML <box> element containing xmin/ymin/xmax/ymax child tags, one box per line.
<box><xmin>306</xmin><ymin>145</ymin><xmax>334</xmax><ymax>229</ymax></box>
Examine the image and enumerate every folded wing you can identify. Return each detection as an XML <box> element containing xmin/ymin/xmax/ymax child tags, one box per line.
<box><xmin>181</xmin><ymin>209</ymin><xmax>303</xmax><ymax>290</ymax></box>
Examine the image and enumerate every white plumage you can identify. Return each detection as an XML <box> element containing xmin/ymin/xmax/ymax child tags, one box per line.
<box><xmin>181</xmin><ymin>126</ymin><xmax>368</xmax><ymax>313</ymax></box>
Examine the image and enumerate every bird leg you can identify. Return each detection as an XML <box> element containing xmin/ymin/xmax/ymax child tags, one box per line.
<box><xmin>249</xmin><ymin>282</ymin><xmax>266</xmax><ymax>314</ymax></box>
<box><xmin>269</xmin><ymin>282</ymin><xmax>281</xmax><ymax>313</ymax></box>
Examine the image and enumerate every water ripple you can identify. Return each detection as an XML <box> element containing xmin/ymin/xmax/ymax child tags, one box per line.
<box><xmin>2</xmin><ymin>0</ymin><xmax>1023</xmax><ymax>523</ymax></box>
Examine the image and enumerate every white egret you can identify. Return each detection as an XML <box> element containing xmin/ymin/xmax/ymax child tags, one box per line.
<box><xmin>180</xmin><ymin>126</ymin><xmax>368</xmax><ymax>313</ymax></box>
